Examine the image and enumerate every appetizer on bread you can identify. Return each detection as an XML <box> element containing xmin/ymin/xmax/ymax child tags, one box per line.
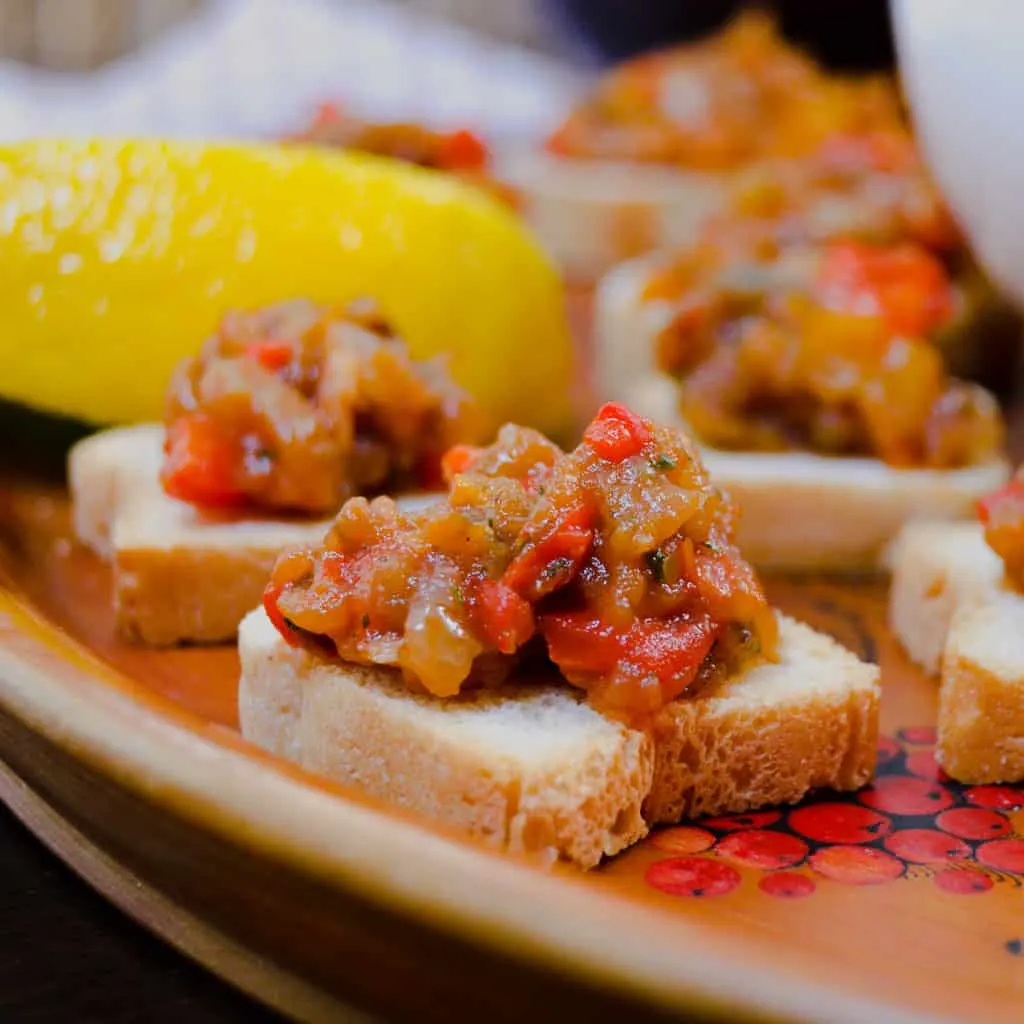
<box><xmin>240</xmin><ymin>403</ymin><xmax>880</xmax><ymax>868</ymax></box>
<box><xmin>595</xmin><ymin>233</ymin><xmax>1009</xmax><ymax>572</ymax></box>
<box><xmin>69</xmin><ymin>299</ymin><xmax>477</xmax><ymax>644</ymax></box>
<box><xmin>500</xmin><ymin>11</ymin><xmax>908</xmax><ymax>279</ymax></box>
<box><xmin>889</xmin><ymin>474</ymin><xmax>1024</xmax><ymax>783</ymax></box>
<box><xmin>292</xmin><ymin>102</ymin><xmax>516</xmax><ymax>206</ymax></box>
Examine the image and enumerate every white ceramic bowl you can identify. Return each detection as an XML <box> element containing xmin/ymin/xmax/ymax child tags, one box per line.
<box><xmin>894</xmin><ymin>0</ymin><xmax>1024</xmax><ymax>307</ymax></box>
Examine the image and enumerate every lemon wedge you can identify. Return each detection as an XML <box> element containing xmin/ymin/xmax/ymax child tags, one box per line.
<box><xmin>0</xmin><ymin>139</ymin><xmax>575</xmax><ymax>438</ymax></box>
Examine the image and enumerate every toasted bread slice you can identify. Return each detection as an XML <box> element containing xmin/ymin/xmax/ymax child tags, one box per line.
<box><xmin>941</xmin><ymin>595</ymin><xmax>1024</xmax><ymax>783</ymax></box>
<box><xmin>887</xmin><ymin>521</ymin><xmax>1004</xmax><ymax>674</ymax></box>
<box><xmin>69</xmin><ymin>425</ymin><xmax>437</xmax><ymax>645</ymax></box>
<box><xmin>498</xmin><ymin>152</ymin><xmax>729</xmax><ymax>281</ymax></box>
<box><xmin>69</xmin><ymin>423</ymin><xmax>168</xmax><ymax>558</ymax></box>
<box><xmin>238</xmin><ymin>608</ymin><xmax>879</xmax><ymax>868</ymax></box>
<box><xmin>594</xmin><ymin>256</ymin><xmax>1010</xmax><ymax>573</ymax></box>
<box><xmin>888</xmin><ymin>520</ymin><xmax>1024</xmax><ymax>782</ymax></box>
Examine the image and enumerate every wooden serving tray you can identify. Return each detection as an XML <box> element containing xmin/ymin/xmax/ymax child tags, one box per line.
<box><xmin>1</xmin><ymin>401</ymin><xmax>1023</xmax><ymax>1023</ymax></box>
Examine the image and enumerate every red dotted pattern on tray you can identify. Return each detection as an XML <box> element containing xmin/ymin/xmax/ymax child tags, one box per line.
<box><xmin>644</xmin><ymin>728</ymin><xmax>1024</xmax><ymax>902</ymax></box>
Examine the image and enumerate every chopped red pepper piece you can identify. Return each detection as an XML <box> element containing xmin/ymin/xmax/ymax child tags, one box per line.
<box><xmin>476</xmin><ymin>579</ymin><xmax>534</xmax><ymax>654</ymax></box>
<box><xmin>628</xmin><ymin>616</ymin><xmax>718</xmax><ymax>698</ymax></box>
<box><xmin>263</xmin><ymin>582</ymin><xmax>302</xmax><ymax>647</ymax></box>
<box><xmin>441</xmin><ymin>443</ymin><xmax>483</xmax><ymax>482</ymax></box>
<box><xmin>502</xmin><ymin>501</ymin><xmax>595</xmax><ymax>599</ymax></box>
<box><xmin>438</xmin><ymin>128</ymin><xmax>489</xmax><ymax>171</ymax></box>
<box><xmin>244</xmin><ymin>339</ymin><xmax>294</xmax><ymax>372</ymax></box>
<box><xmin>160</xmin><ymin>413</ymin><xmax>245</xmax><ymax>508</ymax></box>
<box><xmin>538</xmin><ymin>612</ymin><xmax>621</xmax><ymax>674</ymax></box>
<box><xmin>816</xmin><ymin>241</ymin><xmax>954</xmax><ymax>338</ymax></box>
<box><xmin>541</xmin><ymin>611</ymin><xmax>718</xmax><ymax>704</ymax></box>
<box><xmin>583</xmin><ymin>402</ymin><xmax>653</xmax><ymax>463</ymax></box>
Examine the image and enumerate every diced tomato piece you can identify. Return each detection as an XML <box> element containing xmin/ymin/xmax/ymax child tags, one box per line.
<box><xmin>582</xmin><ymin>402</ymin><xmax>653</xmax><ymax>463</ymax></box>
<box><xmin>540</xmin><ymin>612</ymin><xmax>625</xmax><ymax>675</ymax></box>
<box><xmin>262</xmin><ymin>582</ymin><xmax>302</xmax><ymax>647</ymax></box>
<box><xmin>502</xmin><ymin>501</ymin><xmax>595</xmax><ymax>597</ymax></box>
<box><xmin>978</xmin><ymin>479</ymin><xmax>1024</xmax><ymax>525</ymax></box>
<box><xmin>441</xmin><ymin>443</ymin><xmax>483</xmax><ymax>482</ymax></box>
<box><xmin>244</xmin><ymin>339</ymin><xmax>293</xmax><ymax>372</ymax></box>
<box><xmin>161</xmin><ymin>413</ymin><xmax>244</xmax><ymax>508</ymax></box>
<box><xmin>816</xmin><ymin>241</ymin><xmax>954</xmax><ymax>338</ymax></box>
<box><xmin>476</xmin><ymin>579</ymin><xmax>535</xmax><ymax>654</ymax></box>
<box><xmin>438</xmin><ymin>129</ymin><xmax>489</xmax><ymax>171</ymax></box>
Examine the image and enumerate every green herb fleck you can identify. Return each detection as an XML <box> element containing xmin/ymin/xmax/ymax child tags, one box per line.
<box><xmin>542</xmin><ymin>557</ymin><xmax>574</xmax><ymax>581</ymax></box>
<box><xmin>702</xmin><ymin>540</ymin><xmax>722</xmax><ymax>554</ymax></box>
<box><xmin>645</xmin><ymin>549</ymin><xmax>667</xmax><ymax>582</ymax></box>
<box><xmin>453</xmin><ymin>584</ymin><xmax>465</xmax><ymax>605</ymax></box>
<box><xmin>649</xmin><ymin>453</ymin><xmax>677</xmax><ymax>471</ymax></box>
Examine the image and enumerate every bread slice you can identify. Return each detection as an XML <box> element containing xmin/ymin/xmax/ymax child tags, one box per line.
<box><xmin>887</xmin><ymin>521</ymin><xmax>1004</xmax><ymax>674</ymax></box>
<box><xmin>497</xmin><ymin>152</ymin><xmax>729</xmax><ymax>281</ymax></box>
<box><xmin>644</xmin><ymin>618</ymin><xmax>879</xmax><ymax>824</ymax></box>
<box><xmin>69</xmin><ymin>423</ymin><xmax>168</xmax><ymax>559</ymax></box>
<box><xmin>887</xmin><ymin>520</ymin><xmax>1024</xmax><ymax>783</ymax></box>
<box><xmin>69</xmin><ymin>425</ymin><xmax>437</xmax><ymax>646</ymax></box>
<box><xmin>940</xmin><ymin>594</ymin><xmax>1024</xmax><ymax>783</ymax></box>
<box><xmin>238</xmin><ymin>608</ymin><xmax>879</xmax><ymax>868</ymax></box>
<box><xmin>594</xmin><ymin>256</ymin><xmax>1010</xmax><ymax>573</ymax></box>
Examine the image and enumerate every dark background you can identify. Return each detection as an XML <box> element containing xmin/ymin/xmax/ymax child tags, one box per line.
<box><xmin>0</xmin><ymin>801</ymin><xmax>279</xmax><ymax>1022</ymax></box>
<box><xmin>547</xmin><ymin>0</ymin><xmax>895</xmax><ymax>69</ymax></box>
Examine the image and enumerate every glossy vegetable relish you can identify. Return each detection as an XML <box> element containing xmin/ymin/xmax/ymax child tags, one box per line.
<box><xmin>264</xmin><ymin>403</ymin><xmax>778</xmax><ymax>720</ymax></box>
<box><xmin>719</xmin><ymin>127</ymin><xmax>960</xmax><ymax>255</ymax></box>
<box><xmin>162</xmin><ymin>300</ymin><xmax>479</xmax><ymax>514</ymax></box>
<box><xmin>544</xmin><ymin>11</ymin><xmax>902</xmax><ymax>171</ymax></box>
<box><xmin>296</xmin><ymin>103</ymin><xmax>491</xmax><ymax>173</ymax></box>
<box><xmin>292</xmin><ymin>104</ymin><xmax>519</xmax><ymax>207</ymax></box>
<box><xmin>646</xmin><ymin>239</ymin><xmax>1002</xmax><ymax>468</ymax></box>
<box><xmin>979</xmin><ymin>474</ymin><xmax>1024</xmax><ymax>589</ymax></box>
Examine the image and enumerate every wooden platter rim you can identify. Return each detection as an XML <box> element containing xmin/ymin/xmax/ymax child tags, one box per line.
<box><xmin>0</xmin><ymin>577</ymin><xmax>944</xmax><ymax>1024</ymax></box>
<box><xmin>0</xmin><ymin>755</ymin><xmax>367</xmax><ymax>1023</ymax></box>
